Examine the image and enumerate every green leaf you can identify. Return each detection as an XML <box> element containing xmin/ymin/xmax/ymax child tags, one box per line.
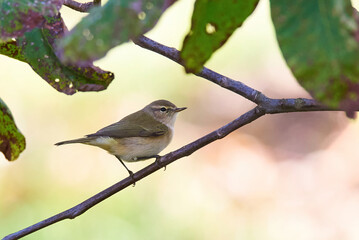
<box><xmin>0</xmin><ymin>39</ymin><xmax>25</xmax><ymax>62</ymax></box>
<box><xmin>0</xmin><ymin>14</ymin><xmax>115</xmax><ymax>95</ymax></box>
<box><xmin>0</xmin><ymin>98</ymin><xmax>25</xmax><ymax>161</ymax></box>
<box><xmin>57</xmin><ymin>0</ymin><xmax>177</xmax><ymax>64</ymax></box>
<box><xmin>270</xmin><ymin>0</ymin><xmax>359</xmax><ymax>111</ymax></box>
<box><xmin>0</xmin><ymin>0</ymin><xmax>62</xmax><ymax>41</ymax></box>
<box><xmin>180</xmin><ymin>0</ymin><xmax>259</xmax><ymax>73</ymax></box>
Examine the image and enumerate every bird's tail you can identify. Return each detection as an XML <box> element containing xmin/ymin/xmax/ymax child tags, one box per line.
<box><xmin>55</xmin><ymin>138</ymin><xmax>91</xmax><ymax>146</ymax></box>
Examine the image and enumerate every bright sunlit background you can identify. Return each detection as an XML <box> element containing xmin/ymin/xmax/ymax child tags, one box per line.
<box><xmin>1</xmin><ymin>0</ymin><xmax>359</xmax><ymax>239</ymax></box>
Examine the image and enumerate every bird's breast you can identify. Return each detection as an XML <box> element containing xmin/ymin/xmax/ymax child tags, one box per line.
<box><xmin>90</xmin><ymin>130</ymin><xmax>173</xmax><ymax>162</ymax></box>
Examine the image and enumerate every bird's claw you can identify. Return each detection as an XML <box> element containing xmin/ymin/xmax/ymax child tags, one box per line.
<box><xmin>155</xmin><ymin>155</ymin><xmax>166</xmax><ymax>171</ymax></box>
<box><xmin>128</xmin><ymin>171</ymin><xmax>136</xmax><ymax>187</ymax></box>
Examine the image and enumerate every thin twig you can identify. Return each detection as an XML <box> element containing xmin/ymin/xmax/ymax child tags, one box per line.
<box><xmin>133</xmin><ymin>35</ymin><xmax>263</xmax><ymax>104</ymax></box>
<box><xmin>63</xmin><ymin>0</ymin><xmax>95</xmax><ymax>12</ymax></box>
<box><xmin>133</xmin><ymin>36</ymin><xmax>347</xmax><ymax>113</ymax></box>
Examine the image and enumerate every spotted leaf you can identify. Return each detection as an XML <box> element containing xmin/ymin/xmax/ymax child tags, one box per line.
<box><xmin>0</xmin><ymin>98</ymin><xmax>25</xmax><ymax>161</ymax></box>
<box><xmin>57</xmin><ymin>0</ymin><xmax>176</xmax><ymax>64</ymax></box>
<box><xmin>270</xmin><ymin>0</ymin><xmax>359</xmax><ymax>113</ymax></box>
<box><xmin>181</xmin><ymin>0</ymin><xmax>259</xmax><ymax>73</ymax></box>
<box><xmin>0</xmin><ymin>0</ymin><xmax>63</xmax><ymax>41</ymax></box>
<box><xmin>0</xmin><ymin>14</ymin><xmax>114</xmax><ymax>95</ymax></box>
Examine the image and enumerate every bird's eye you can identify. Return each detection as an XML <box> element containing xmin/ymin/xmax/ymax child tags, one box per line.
<box><xmin>160</xmin><ymin>107</ymin><xmax>167</xmax><ymax>112</ymax></box>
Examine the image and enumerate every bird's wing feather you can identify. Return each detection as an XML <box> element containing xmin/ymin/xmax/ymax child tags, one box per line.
<box><xmin>86</xmin><ymin>111</ymin><xmax>168</xmax><ymax>138</ymax></box>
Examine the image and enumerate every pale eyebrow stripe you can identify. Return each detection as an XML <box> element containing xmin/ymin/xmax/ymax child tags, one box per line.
<box><xmin>151</xmin><ymin>105</ymin><xmax>164</xmax><ymax>110</ymax></box>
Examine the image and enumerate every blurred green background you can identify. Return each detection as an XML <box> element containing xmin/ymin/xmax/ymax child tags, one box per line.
<box><xmin>1</xmin><ymin>0</ymin><xmax>359</xmax><ymax>239</ymax></box>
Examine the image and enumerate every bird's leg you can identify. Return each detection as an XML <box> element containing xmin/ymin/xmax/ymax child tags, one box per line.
<box><xmin>115</xmin><ymin>156</ymin><xmax>135</xmax><ymax>186</ymax></box>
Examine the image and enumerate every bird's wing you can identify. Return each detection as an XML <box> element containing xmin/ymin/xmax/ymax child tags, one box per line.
<box><xmin>86</xmin><ymin>112</ymin><xmax>168</xmax><ymax>138</ymax></box>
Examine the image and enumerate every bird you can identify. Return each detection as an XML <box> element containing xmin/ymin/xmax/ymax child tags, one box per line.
<box><xmin>55</xmin><ymin>99</ymin><xmax>186</xmax><ymax>179</ymax></box>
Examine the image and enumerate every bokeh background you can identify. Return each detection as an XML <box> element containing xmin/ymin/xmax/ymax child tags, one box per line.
<box><xmin>2</xmin><ymin>0</ymin><xmax>359</xmax><ymax>239</ymax></box>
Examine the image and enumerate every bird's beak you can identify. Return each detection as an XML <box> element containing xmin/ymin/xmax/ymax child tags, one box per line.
<box><xmin>175</xmin><ymin>107</ymin><xmax>187</xmax><ymax>112</ymax></box>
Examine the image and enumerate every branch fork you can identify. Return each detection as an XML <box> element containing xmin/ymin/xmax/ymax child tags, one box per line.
<box><xmin>2</xmin><ymin>1</ymin><xmax>353</xmax><ymax>239</ymax></box>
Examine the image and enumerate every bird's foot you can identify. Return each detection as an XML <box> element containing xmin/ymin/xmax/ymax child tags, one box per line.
<box><xmin>155</xmin><ymin>155</ymin><xmax>166</xmax><ymax>171</ymax></box>
<box><xmin>128</xmin><ymin>170</ymin><xmax>136</xmax><ymax>187</ymax></box>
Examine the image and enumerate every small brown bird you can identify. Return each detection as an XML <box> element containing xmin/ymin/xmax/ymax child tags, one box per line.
<box><xmin>55</xmin><ymin>100</ymin><xmax>186</xmax><ymax>177</ymax></box>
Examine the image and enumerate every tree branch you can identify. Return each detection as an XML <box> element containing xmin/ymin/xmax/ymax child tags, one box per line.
<box><xmin>133</xmin><ymin>35</ymin><xmax>262</xmax><ymax>104</ymax></box>
<box><xmin>133</xmin><ymin>35</ymin><xmax>340</xmax><ymax>112</ymax></box>
<box><xmin>3</xmin><ymin>107</ymin><xmax>265</xmax><ymax>240</ymax></box>
<box><xmin>3</xmin><ymin>1</ymin><xmax>354</xmax><ymax>240</ymax></box>
<box><xmin>63</xmin><ymin>0</ymin><xmax>95</xmax><ymax>12</ymax></box>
